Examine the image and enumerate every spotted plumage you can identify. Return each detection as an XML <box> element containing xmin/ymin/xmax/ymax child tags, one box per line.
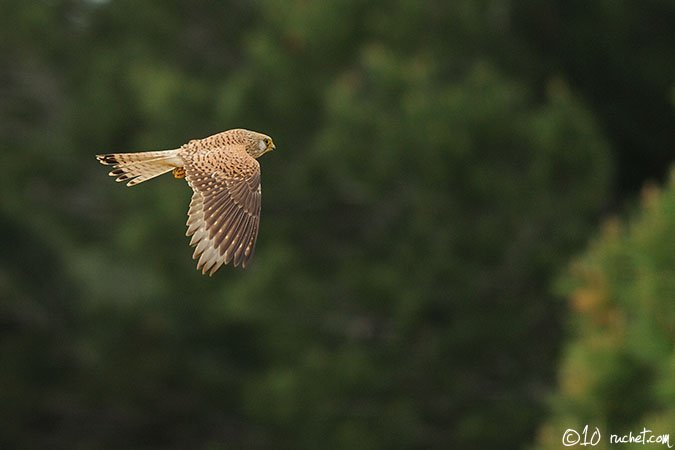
<box><xmin>96</xmin><ymin>129</ymin><xmax>275</xmax><ymax>275</ymax></box>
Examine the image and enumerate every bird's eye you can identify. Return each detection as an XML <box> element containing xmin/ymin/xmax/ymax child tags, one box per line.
<box><xmin>264</xmin><ymin>138</ymin><xmax>270</xmax><ymax>145</ymax></box>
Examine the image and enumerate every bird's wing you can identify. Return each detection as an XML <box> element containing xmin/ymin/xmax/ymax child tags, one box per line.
<box><xmin>184</xmin><ymin>146</ymin><xmax>261</xmax><ymax>274</ymax></box>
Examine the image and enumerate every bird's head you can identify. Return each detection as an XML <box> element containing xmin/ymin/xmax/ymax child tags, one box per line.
<box><xmin>244</xmin><ymin>130</ymin><xmax>276</xmax><ymax>158</ymax></box>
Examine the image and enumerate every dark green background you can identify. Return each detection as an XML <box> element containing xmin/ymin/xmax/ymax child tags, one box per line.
<box><xmin>1</xmin><ymin>1</ymin><xmax>674</xmax><ymax>449</ymax></box>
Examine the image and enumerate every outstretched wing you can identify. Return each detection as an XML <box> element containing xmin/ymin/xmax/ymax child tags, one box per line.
<box><xmin>184</xmin><ymin>146</ymin><xmax>261</xmax><ymax>275</ymax></box>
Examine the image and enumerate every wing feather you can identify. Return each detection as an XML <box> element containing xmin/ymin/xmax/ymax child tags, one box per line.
<box><xmin>183</xmin><ymin>146</ymin><xmax>262</xmax><ymax>274</ymax></box>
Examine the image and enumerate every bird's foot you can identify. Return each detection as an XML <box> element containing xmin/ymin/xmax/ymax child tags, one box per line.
<box><xmin>172</xmin><ymin>167</ymin><xmax>186</xmax><ymax>179</ymax></box>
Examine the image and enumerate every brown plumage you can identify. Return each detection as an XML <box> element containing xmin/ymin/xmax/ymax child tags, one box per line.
<box><xmin>96</xmin><ymin>129</ymin><xmax>276</xmax><ymax>275</ymax></box>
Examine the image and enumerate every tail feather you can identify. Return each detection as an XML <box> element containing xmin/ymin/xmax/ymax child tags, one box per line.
<box><xmin>96</xmin><ymin>149</ymin><xmax>182</xmax><ymax>186</ymax></box>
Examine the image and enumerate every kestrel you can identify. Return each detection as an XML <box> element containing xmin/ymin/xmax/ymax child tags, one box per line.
<box><xmin>97</xmin><ymin>129</ymin><xmax>275</xmax><ymax>275</ymax></box>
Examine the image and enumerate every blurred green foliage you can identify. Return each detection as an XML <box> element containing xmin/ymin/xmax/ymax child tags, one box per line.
<box><xmin>0</xmin><ymin>1</ymin><xmax>673</xmax><ymax>449</ymax></box>
<box><xmin>536</xmin><ymin>170</ymin><xmax>675</xmax><ymax>450</ymax></box>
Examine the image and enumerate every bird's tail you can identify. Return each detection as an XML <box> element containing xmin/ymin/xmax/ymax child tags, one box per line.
<box><xmin>96</xmin><ymin>149</ymin><xmax>182</xmax><ymax>187</ymax></box>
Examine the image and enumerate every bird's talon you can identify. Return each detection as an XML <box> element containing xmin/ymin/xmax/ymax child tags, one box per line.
<box><xmin>173</xmin><ymin>167</ymin><xmax>186</xmax><ymax>179</ymax></box>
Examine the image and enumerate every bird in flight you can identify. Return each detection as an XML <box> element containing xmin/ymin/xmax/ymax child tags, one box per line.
<box><xmin>97</xmin><ymin>129</ymin><xmax>275</xmax><ymax>275</ymax></box>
